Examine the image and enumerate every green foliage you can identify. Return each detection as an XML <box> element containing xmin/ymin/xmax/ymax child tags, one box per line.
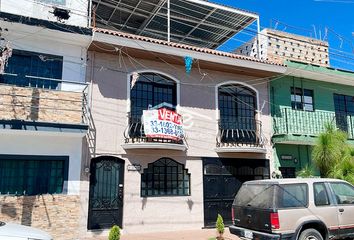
<box><xmin>108</xmin><ymin>225</ymin><xmax>121</xmax><ymax>240</ymax></box>
<box><xmin>328</xmin><ymin>157</ymin><xmax>354</xmax><ymax>185</ymax></box>
<box><xmin>296</xmin><ymin>165</ymin><xmax>315</xmax><ymax>178</ymax></box>
<box><xmin>216</xmin><ymin>214</ymin><xmax>225</xmax><ymax>235</ymax></box>
<box><xmin>312</xmin><ymin>122</ymin><xmax>354</xmax><ymax>184</ymax></box>
<box><xmin>312</xmin><ymin>123</ymin><xmax>348</xmax><ymax>177</ymax></box>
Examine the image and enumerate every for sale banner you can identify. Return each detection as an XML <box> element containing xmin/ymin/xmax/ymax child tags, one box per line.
<box><xmin>143</xmin><ymin>108</ymin><xmax>184</xmax><ymax>141</ymax></box>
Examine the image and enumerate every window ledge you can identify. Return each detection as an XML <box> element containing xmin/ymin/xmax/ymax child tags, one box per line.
<box><xmin>215</xmin><ymin>146</ymin><xmax>267</xmax><ymax>153</ymax></box>
<box><xmin>122</xmin><ymin>142</ymin><xmax>187</xmax><ymax>151</ymax></box>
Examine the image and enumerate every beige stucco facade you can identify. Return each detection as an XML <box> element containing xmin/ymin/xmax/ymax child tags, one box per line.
<box><xmin>82</xmin><ymin>44</ymin><xmax>281</xmax><ymax>236</ymax></box>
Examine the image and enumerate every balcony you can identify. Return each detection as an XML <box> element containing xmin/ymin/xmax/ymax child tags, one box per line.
<box><xmin>0</xmin><ymin>75</ymin><xmax>91</xmax><ymax>135</ymax></box>
<box><xmin>273</xmin><ymin>108</ymin><xmax>354</xmax><ymax>142</ymax></box>
<box><xmin>123</xmin><ymin>118</ymin><xmax>187</xmax><ymax>151</ymax></box>
<box><xmin>215</xmin><ymin>118</ymin><xmax>266</xmax><ymax>153</ymax></box>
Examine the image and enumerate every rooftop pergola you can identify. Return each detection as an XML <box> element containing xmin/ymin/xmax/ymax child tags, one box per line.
<box><xmin>92</xmin><ymin>0</ymin><xmax>260</xmax><ymax>50</ymax></box>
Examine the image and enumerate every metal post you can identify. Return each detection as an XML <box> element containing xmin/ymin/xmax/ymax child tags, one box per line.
<box><xmin>256</xmin><ymin>17</ymin><xmax>261</xmax><ymax>59</ymax></box>
<box><xmin>167</xmin><ymin>0</ymin><xmax>170</xmax><ymax>42</ymax></box>
<box><xmin>88</xmin><ymin>0</ymin><xmax>93</xmax><ymax>27</ymax></box>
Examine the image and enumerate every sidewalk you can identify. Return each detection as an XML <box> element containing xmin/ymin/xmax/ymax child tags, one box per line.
<box><xmin>119</xmin><ymin>228</ymin><xmax>240</xmax><ymax>240</ymax></box>
<box><xmin>86</xmin><ymin>228</ymin><xmax>240</xmax><ymax>240</ymax></box>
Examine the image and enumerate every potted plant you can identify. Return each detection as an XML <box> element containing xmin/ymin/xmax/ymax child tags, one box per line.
<box><xmin>216</xmin><ymin>214</ymin><xmax>225</xmax><ymax>240</ymax></box>
<box><xmin>108</xmin><ymin>225</ymin><xmax>121</xmax><ymax>240</ymax></box>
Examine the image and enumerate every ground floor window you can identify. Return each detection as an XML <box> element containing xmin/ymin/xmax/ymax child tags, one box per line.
<box><xmin>0</xmin><ymin>155</ymin><xmax>68</xmax><ymax>195</ymax></box>
<box><xmin>141</xmin><ymin>158</ymin><xmax>190</xmax><ymax>197</ymax></box>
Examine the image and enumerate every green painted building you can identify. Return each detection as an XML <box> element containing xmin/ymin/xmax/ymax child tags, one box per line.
<box><xmin>271</xmin><ymin>61</ymin><xmax>354</xmax><ymax>178</ymax></box>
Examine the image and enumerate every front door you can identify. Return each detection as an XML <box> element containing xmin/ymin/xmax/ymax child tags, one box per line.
<box><xmin>88</xmin><ymin>156</ymin><xmax>124</xmax><ymax>230</ymax></box>
<box><xmin>203</xmin><ymin>158</ymin><xmax>270</xmax><ymax>227</ymax></box>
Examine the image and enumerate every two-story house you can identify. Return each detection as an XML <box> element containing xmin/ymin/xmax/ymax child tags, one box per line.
<box><xmin>272</xmin><ymin>61</ymin><xmax>354</xmax><ymax>177</ymax></box>
<box><xmin>0</xmin><ymin>0</ymin><xmax>94</xmax><ymax>239</ymax></box>
<box><xmin>85</xmin><ymin>0</ymin><xmax>286</xmax><ymax>235</ymax></box>
<box><xmin>236</xmin><ymin>28</ymin><xmax>354</xmax><ymax>178</ymax></box>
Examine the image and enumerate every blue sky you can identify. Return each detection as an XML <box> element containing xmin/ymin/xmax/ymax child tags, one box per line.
<box><xmin>213</xmin><ymin>0</ymin><xmax>354</xmax><ymax>70</ymax></box>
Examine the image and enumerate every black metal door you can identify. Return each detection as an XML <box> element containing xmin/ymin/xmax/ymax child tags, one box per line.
<box><xmin>203</xmin><ymin>158</ymin><xmax>269</xmax><ymax>227</ymax></box>
<box><xmin>88</xmin><ymin>156</ymin><xmax>124</xmax><ymax>230</ymax></box>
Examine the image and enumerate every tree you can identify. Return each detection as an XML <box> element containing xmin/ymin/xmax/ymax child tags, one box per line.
<box><xmin>312</xmin><ymin>123</ymin><xmax>348</xmax><ymax>177</ymax></box>
<box><xmin>328</xmin><ymin>156</ymin><xmax>354</xmax><ymax>184</ymax></box>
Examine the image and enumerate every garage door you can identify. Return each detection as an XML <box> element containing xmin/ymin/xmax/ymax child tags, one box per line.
<box><xmin>203</xmin><ymin>158</ymin><xmax>270</xmax><ymax>227</ymax></box>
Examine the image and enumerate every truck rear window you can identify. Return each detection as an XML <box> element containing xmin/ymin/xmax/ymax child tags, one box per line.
<box><xmin>233</xmin><ymin>184</ymin><xmax>275</xmax><ymax>209</ymax></box>
<box><xmin>233</xmin><ymin>183</ymin><xmax>308</xmax><ymax>209</ymax></box>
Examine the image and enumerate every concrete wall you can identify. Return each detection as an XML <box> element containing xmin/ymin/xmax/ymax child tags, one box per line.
<box><xmin>121</xmin><ymin>152</ymin><xmax>204</xmax><ymax>233</ymax></box>
<box><xmin>86</xmin><ymin>51</ymin><xmax>275</xmax><ymax>234</ymax></box>
<box><xmin>271</xmin><ymin>76</ymin><xmax>354</xmax><ymax>113</ymax></box>
<box><xmin>0</xmin><ymin>133</ymin><xmax>84</xmax><ymax>195</ymax></box>
<box><xmin>274</xmin><ymin>144</ymin><xmax>314</xmax><ymax>172</ymax></box>
<box><xmin>0</xmin><ymin>0</ymin><xmax>89</xmax><ymax>27</ymax></box>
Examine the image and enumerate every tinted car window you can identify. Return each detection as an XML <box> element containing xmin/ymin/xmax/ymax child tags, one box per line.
<box><xmin>330</xmin><ymin>182</ymin><xmax>354</xmax><ymax>205</ymax></box>
<box><xmin>276</xmin><ymin>184</ymin><xmax>308</xmax><ymax>208</ymax></box>
<box><xmin>233</xmin><ymin>184</ymin><xmax>275</xmax><ymax>209</ymax></box>
<box><xmin>314</xmin><ymin>183</ymin><xmax>330</xmax><ymax>206</ymax></box>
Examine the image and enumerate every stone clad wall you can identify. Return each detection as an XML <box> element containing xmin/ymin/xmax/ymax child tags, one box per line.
<box><xmin>0</xmin><ymin>195</ymin><xmax>82</xmax><ymax>240</ymax></box>
<box><xmin>0</xmin><ymin>85</ymin><xmax>83</xmax><ymax>124</ymax></box>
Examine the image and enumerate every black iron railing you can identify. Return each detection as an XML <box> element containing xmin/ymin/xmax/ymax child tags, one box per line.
<box><xmin>273</xmin><ymin>108</ymin><xmax>354</xmax><ymax>139</ymax></box>
<box><xmin>216</xmin><ymin>118</ymin><xmax>265</xmax><ymax>148</ymax></box>
<box><xmin>124</xmin><ymin>117</ymin><xmax>186</xmax><ymax>145</ymax></box>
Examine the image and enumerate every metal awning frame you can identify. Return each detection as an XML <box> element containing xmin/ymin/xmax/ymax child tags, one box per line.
<box><xmin>93</xmin><ymin>0</ymin><xmax>261</xmax><ymax>57</ymax></box>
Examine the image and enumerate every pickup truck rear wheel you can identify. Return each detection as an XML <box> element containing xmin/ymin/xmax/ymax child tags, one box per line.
<box><xmin>298</xmin><ymin>228</ymin><xmax>323</xmax><ymax>240</ymax></box>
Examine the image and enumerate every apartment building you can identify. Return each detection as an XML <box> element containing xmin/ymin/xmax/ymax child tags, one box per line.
<box><xmin>0</xmin><ymin>0</ymin><xmax>93</xmax><ymax>239</ymax></box>
<box><xmin>235</xmin><ymin>28</ymin><xmax>330</xmax><ymax>67</ymax></box>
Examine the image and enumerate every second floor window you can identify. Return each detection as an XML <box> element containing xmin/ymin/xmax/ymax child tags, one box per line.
<box><xmin>218</xmin><ymin>84</ymin><xmax>256</xmax><ymax>129</ymax></box>
<box><xmin>217</xmin><ymin>84</ymin><xmax>258</xmax><ymax>145</ymax></box>
<box><xmin>0</xmin><ymin>50</ymin><xmax>63</xmax><ymax>89</ymax></box>
<box><xmin>291</xmin><ymin>87</ymin><xmax>314</xmax><ymax>111</ymax></box>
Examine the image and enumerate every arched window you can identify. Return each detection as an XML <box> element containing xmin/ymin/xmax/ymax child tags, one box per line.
<box><xmin>217</xmin><ymin>83</ymin><xmax>258</xmax><ymax>145</ymax></box>
<box><xmin>130</xmin><ymin>72</ymin><xmax>177</xmax><ymax>122</ymax></box>
<box><xmin>141</xmin><ymin>158</ymin><xmax>190</xmax><ymax>197</ymax></box>
<box><xmin>129</xmin><ymin>72</ymin><xmax>177</xmax><ymax>140</ymax></box>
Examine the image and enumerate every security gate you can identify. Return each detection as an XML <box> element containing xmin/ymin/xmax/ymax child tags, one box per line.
<box><xmin>88</xmin><ymin>156</ymin><xmax>124</xmax><ymax>230</ymax></box>
<box><xmin>203</xmin><ymin>158</ymin><xmax>270</xmax><ymax>227</ymax></box>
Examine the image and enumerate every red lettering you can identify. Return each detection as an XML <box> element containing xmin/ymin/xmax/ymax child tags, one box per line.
<box><xmin>158</xmin><ymin>108</ymin><xmax>166</xmax><ymax>120</ymax></box>
<box><xmin>157</xmin><ymin>108</ymin><xmax>182</xmax><ymax>124</ymax></box>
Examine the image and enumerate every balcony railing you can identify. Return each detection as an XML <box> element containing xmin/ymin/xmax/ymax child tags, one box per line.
<box><xmin>123</xmin><ymin>118</ymin><xmax>187</xmax><ymax>150</ymax></box>
<box><xmin>273</xmin><ymin>108</ymin><xmax>354</xmax><ymax>139</ymax></box>
<box><xmin>0</xmin><ymin>74</ymin><xmax>89</xmax><ymax>125</ymax></box>
<box><xmin>216</xmin><ymin>118</ymin><xmax>265</xmax><ymax>149</ymax></box>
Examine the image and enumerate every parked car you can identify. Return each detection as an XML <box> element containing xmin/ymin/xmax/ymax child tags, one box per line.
<box><xmin>0</xmin><ymin>221</ymin><xmax>52</xmax><ymax>240</ymax></box>
<box><xmin>229</xmin><ymin>178</ymin><xmax>354</xmax><ymax>240</ymax></box>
